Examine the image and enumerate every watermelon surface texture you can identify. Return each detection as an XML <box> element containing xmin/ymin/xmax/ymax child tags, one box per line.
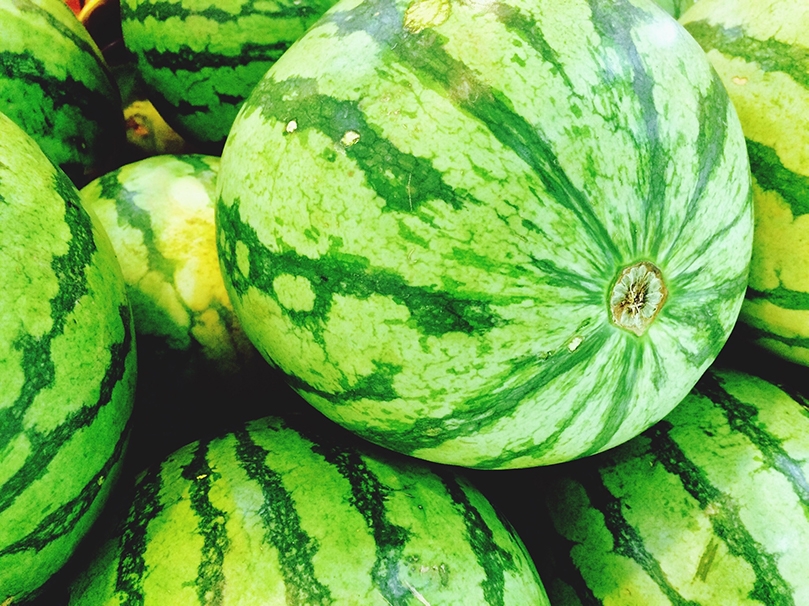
<box><xmin>80</xmin><ymin>154</ymin><xmax>256</xmax><ymax>377</ymax></box>
<box><xmin>652</xmin><ymin>0</ymin><xmax>694</xmax><ymax>19</ymax></box>
<box><xmin>0</xmin><ymin>0</ymin><xmax>124</xmax><ymax>187</ymax></box>
<box><xmin>0</xmin><ymin>111</ymin><xmax>137</xmax><ymax>603</ymax></box>
<box><xmin>216</xmin><ymin>0</ymin><xmax>753</xmax><ymax>468</ymax></box>
<box><xmin>681</xmin><ymin>0</ymin><xmax>809</xmax><ymax>366</ymax></box>
<box><xmin>67</xmin><ymin>413</ymin><xmax>549</xmax><ymax>605</ymax></box>
<box><xmin>537</xmin><ymin>366</ymin><xmax>809</xmax><ymax>605</ymax></box>
<box><xmin>120</xmin><ymin>0</ymin><xmax>340</xmax><ymax>152</ymax></box>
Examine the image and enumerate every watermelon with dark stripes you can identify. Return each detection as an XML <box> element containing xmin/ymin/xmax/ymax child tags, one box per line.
<box><xmin>215</xmin><ymin>0</ymin><xmax>753</xmax><ymax>468</ymax></box>
<box><xmin>119</xmin><ymin>0</ymin><xmax>339</xmax><ymax>152</ymax></box>
<box><xmin>67</xmin><ymin>413</ymin><xmax>549</xmax><ymax>605</ymax></box>
<box><xmin>79</xmin><ymin>154</ymin><xmax>256</xmax><ymax>377</ymax></box>
<box><xmin>536</xmin><ymin>365</ymin><xmax>809</xmax><ymax>605</ymax></box>
<box><xmin>680</xmin><ymin>0</ymin><xmax>809</xmax><ymax>366</ymax></box>
<box><xmin>79</xmin><ymin>154</ymin><xmax>265</xmax><ymax>470</ymax></box>
<box><xmin>0</xmin><ymin>111</ymin><xmax>137</xmax><ymax>603</ymax></box>
<box><xmin>0</xmin><ymin>0</ymin><xmax>125</xmax><ymax>187</ymax></box>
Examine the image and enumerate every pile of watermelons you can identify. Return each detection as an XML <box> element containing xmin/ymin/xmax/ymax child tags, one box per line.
<box><xmin>2</xmin><ymin>0</ymin><xmax>808</xmax><ymax>603</ymax></box>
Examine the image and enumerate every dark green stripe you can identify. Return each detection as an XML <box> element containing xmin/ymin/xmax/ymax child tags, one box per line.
<box><xmin>0</xmin><ymin>303</ymin><xmax>133</xmax><ymax>516</ymax></box>
<box><xmin>141</xmin><ymin>43</ymin><xmax>287</xmax><ymax>72</ymax></box>
<box><xmin>0</xmin><ymin>416</ymin><xmax>130</xmax><ymax>556</ymax></box>
<box><xmin>0</xmin><ymin>170</ymin><xmax>133</xmax><ymax>516</ymax></box>
<box><xmin>11</xmin><ymin>0</ymin><xmax>110</xmax><ymax>76</ymax></box>
<box><xmin>0</xmin><ymin>49</ymin><xmax>120</xmax><ymax>181</ymax></box>
<box><xmin>248</xmin><ymin>76</ymin><xmax>478</xmax><ymax>214</ymax></box>
<box><xmin>741</xmin><ymin>322</ymin><xmax>809</xmax><ymax>352</ymax></box>
<box><xmin>469</xmin><ymin>329</ymin><xmax>632</xmax><ymax>469</ymax></box>
<box><xmin>233</xmin><ymin>427</ymin><xmax>333</xmax><ymax>604</ymax></box>
<box><xmin>115</xmin><ymin>465</ymin><xmax>165</xmax><ymax>606</ymax></box>
<box><xmin>588</xmin><ymin>0</ymin><xmax>669</xmax><ymax>256</ymax></box>
<box><xmin>324</xmin><ymin>0</ymin><xmax>620</xmax><ymax>266</ymax></box>
<box><xmin>493</xmin><ymin>2</ymin><xmax>575</xmax><ymax>92</ymax></box>
<box><xmin>683</xmin><ymin>20</ymin><xmax>809</xmax><ymax>89</ymax></box>
<box><xmin>344</xmin><ymin>325</ymin><xmax>612</xmax><ymax>466</ymax></box>
<box><xmin>747</xmin><ymin>138</ymin><xmax>809</xmax><ymax>216</ymax></box>
<box><xmin>579</xmin><ymin>337</ymin><xmax>645</xmax><ymax>458</ymax></box>
<box><xmin>217</xmin><ymin>198</ymin><xmax>504</xmax><ymax>340</ymax></box>
<box><xmin>571</xmin><ymin>460</ymin><xmax>701</xmax><ymax>606</ymax></box>
<box><xmin>181</xmin><ymin>440</ymin><xmax>229</xmax><ymax>606</ymax></box>
<box><xmin>656</xmin><ymin>70</ymin><xmax>737</xmax><ymax>259</ymax></box>
<box><xmin>746</xmin><ymin>285</ymin><xmax>809</xmax><ymax>311</ymax></box>
<box><xmin>306</xmin><ymin>440</ymin><xmax>411</xmax><ymax>604</ymax></box>
<box><xmin>527</xmin><ymin>256</ymin><xmax>603</xmax><ymax>299</ymax></box>
<box><xmin>122</xmin><ymin>0</ymin><xmax>323</xmax><ymax>27</ymax></box>
<box><xmin>666</xmin><ymin>185</ymin><xmax>752</xmax><ymax>287</ymax></box>
<box><xmin>439</xmin><ymin>474</ymin><xmax>516</xmax><ymax>606</ymax></box>
<box><xmin>697</xmin><ymin>371</ymin><xmax>809</xmax><ymax>522</ymax></box>
<box><xmin>647</xmin><ymin>420</ymin><xmax>794</xmax><ymax>605</ymax></box>
<box><xmin>100</xmin><ymin>172</ymin><xmax>178</xmax><ymax>281</ymax></box>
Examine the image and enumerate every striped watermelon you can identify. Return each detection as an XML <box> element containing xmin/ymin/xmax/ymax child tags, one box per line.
<box><xmin>680</xmin><ymin>0</ymin><xmax>809</xmax><ymax>366</ymax></box>
<box><xmin>0</xmin><ymin>111</ymin><xmax>137</xmax><ymax>603</ymax></box>
<box><xmin>535</xmin><ymin>364</ymin><xmax>809</xmax><ymax>605</ymax></box>
<box><xmin>79</xmin><ymin>154</ymin><xmax>264</xmax><ymax>469</ymax></box>
<box><xmin>119</xmin><ymin>0</ymin><xmax>339</xmax><ymax>152</ymax></box>
<box><xmin>215</xmin><ymin>0</ymin><xmax>753</xmax><ymax>468</ymax></box>
<box><xmin>67</xmin><ymin>412</ymin><xmax>549</xmax><ymax>605</ymax></box>
<box><xmin>0</xmin><ymin>0</ymin><xmax>124</xmax><ymax>187</ymax></box>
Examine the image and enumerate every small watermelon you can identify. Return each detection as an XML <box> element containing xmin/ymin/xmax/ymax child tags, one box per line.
<box><xmin>681</xmin><ymin>0</ymin><xmax>809</xmax><ymax>366</ymax></box>
<box><xmin>535</xmin><ymin>364</ymin><xmax>809</xmax><ymax>605</ymax></box>
<box><xmin>79</xmin><ymin>154</ymin><xmax>261</xmax><ymax>469</ymax></box>
<box><xmin>0</xmin><ymin>110</ymin><xmax>136</xmax><ymax>603</ymax></box>
<box><xmin>215</xmin><ymin>0</ymin><xmax>753</xmax><ymax>468</ymax></box>
<box><xmin>67</xmin><ymin>412</ymin><xmax>549</xmax><ymax>605</ymax></box>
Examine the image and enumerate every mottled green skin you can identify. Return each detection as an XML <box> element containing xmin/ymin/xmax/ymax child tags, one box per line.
<box><xmin>216</xmin><ymin>0</ymin><xmax>753</xmax><ymax>468</ymax></box>
<box><xmin>538</xmin><ymin>366</ymin><xmax>809</xmax><ymax>606</ymax></box>
<box><xmin>0</xmin><ymin>112</ymin><xmax>137</xmax><ymax>602</ymax></box>
<box><xmin>653</xmin><ymin>0</ymin><xmax>694</xmax><ymax>19</ymax></box>
<box><xmin>80</xmin><ymin>154</ymin><xmax>255</xmax><ymax>376</ymax></box>
<box><xmin>120</xmin><ymin>0</ymin><xmax>339</xmax><ymax>152</ymax></box>
<box><xmin>68</xmin><ymin>413</ymin><xmax>548</xmax><ymax>605</ymax></box>
<box><xmin>681</xmin><ymin>0</ymin><xmax>809</xmax><ymax>367</ymax></box>
<box><xmin>0</xmin><ymin>0</ymin><xmax>125</xmax><ymax>187</ymax></box>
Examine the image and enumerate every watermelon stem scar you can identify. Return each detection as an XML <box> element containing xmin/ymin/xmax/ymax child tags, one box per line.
<box><xmin>610</xmin><ymin>261</ymin><xmax>667</xmax><ymax>336</ymax></box>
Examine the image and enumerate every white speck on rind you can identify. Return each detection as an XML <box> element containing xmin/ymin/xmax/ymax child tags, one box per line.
<box><xmin>568</xmin><ymin>336</ymin><xmax>583</xmax><ymax>352</ymax></box>
<box><xmin>285</xmin><ymin>120</ymin><xmax>298</xmax><ymax>133</ymax></box>
<box><xmin>341</xmin><ymin>130</ymin><xmax>360</xmax><ymax>146</ymax></box>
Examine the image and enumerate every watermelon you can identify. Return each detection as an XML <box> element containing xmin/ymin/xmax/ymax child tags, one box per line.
<box><xmin>79</xmin><ymin>154</ymin><xmax>256</xmax><ymax>378</ymax></box>
<box><xmin>119</xmin><ymin>0</ymin><xmax>340</xmax><ymax>152</ymax></box>
<box><xmin>0</xmin><ymin>111</ymin><xmax>137</xmax><ymax>603</ymax></box>
<box><xmin>652</xmin><ymin>0</ymin><xmax>695</xmax><ymax>19</ymax></box>
<box><xmin>79</xmin><ymin>154</ymin><xmax>263</xmax><ymax>469</ymax></box>
<box><xmin>215</xmin><ymin>0</ymin><xmax>753</xmax><ymax>468</ymax></box>
<box><xmin>0</xmin><ymin>0</ymin><xmax>125</xmax><ymax>187</ymax></box>
<box><xmin>67</xmin><ymin>412</ymin><xmax>549</xmax><ymax>605</ymax></box>
<box><xmin>680</xmin><ymin>0</ymin><xmax>809</xmax><ymax>367</ymax></box>
<box><xmin>535</xmin><ymin>364</ymin><xmax>809</xmax><ymax>605</ymax></box>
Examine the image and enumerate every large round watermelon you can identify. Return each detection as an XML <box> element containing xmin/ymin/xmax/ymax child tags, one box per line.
<box><xmin>0</xmin><ymin>111</ymin><xmax>136</xmax><ymax>603</ymax></box>
<box><xmin>680</xmin><ymin>0</ymin><xmax>809</xmax><ymax>366</ymax></box>
<box><xmin>67</xmin><ymin>412</ymin><xmax>549</xmax><ymax>605</ymax></box>
<box><xmin>536</xmin><ymin>365</ymin><xmax>809</xmax><ymax>605</ymax></box>
<box><xmin>216</xmin><ymin>0</ymin><xmax>753</xmax><ymax>468</ymax></box>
